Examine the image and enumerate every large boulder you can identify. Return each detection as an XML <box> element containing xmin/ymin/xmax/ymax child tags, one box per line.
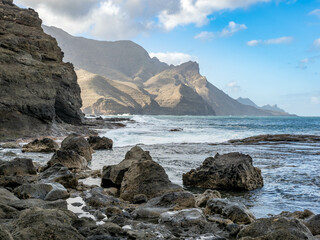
<box><xmin>183</xmin><ymin>152</ymin><xmax>263</xmax><ymax>191</ymax></box>
<box><xmin>0</xmin><ymin>158</ymin><xmax>37</xmax><ymax>176</ymax></box>
<box><xmin>101</xmin><ymin>145</ymin><xmax>153</xmax><ymax>188</ymax></box>
<box><xmin>237</xmin><ymin>216</ymin><xmax>314</xmax><ymax>240</ymax></box>
<box><xmin>87</xmin><ymin>136</ymin><xmax>113</xmax><ymax>150</ymax></box>
<box><xmin>48</xmin><ymin>150</ymin><xmax>87</xmax><ymax>170</ymax></box>
<box><xmin>38</xmin><ymin>163</ymin><xmax>78</xmax><ymax>188</ymax></box>
<box><xmin>22</xmin><ymin>138</ymin><xmax>59</xmax><ymax>153</ymax></box>
<box><xmin>11</xmin><ymin>208</ymin><xmax>85</xmax><ymax>240</ymax></box>
<box><xmin>13</xmin><ymin>182</ymin><xmax>69</xmax><ymax>201</ymax></box>
<box><xmin>205</xmin><ymin>198</ymin><xmax>255</xmax><ymax>224</ymax></box>
<box><xmin>8</xmin><ymin>198</ymin><xmax>67</xmax><ymax>210</ymax></box>
<box><xmin>133</xmin><ymin>191</ymin><xmax>195</xmax><ymax>219</ymax></box>
<box><xmin>61</xmin><ymin>134</ymin><xmax>93</xmax><ymax>162</ymax></box>
<box><xmin>0</xmin><ymin>188</ymin><xmax>19</xmax><ymax>204</ymax></box>
<box><xmin>82</xmin><ymin>187</ymin><xmax>120</xmax><ymax>208</ymax></box>
<box><xmin>304</xmin><ymin>214</ymin><xmax>320</xmax><ymax>236</ymax></box>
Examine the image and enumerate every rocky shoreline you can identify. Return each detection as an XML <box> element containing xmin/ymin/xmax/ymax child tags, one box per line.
<box><xmin>0</xmin><ymin>134</ymin><xmax>319</xmax><ymax>240</ymax></box>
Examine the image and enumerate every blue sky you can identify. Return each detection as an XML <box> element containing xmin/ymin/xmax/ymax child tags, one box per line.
<box><xmin>15</xmin><ymin>0</ymin><xmax>320</xmax><ymax>116</ymax></box>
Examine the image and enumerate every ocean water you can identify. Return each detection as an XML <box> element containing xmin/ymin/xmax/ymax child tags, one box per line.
<box><xmin>1</xmin><ymin>115</ymin><xmax>320</xmax><ymax>218</ymax></box>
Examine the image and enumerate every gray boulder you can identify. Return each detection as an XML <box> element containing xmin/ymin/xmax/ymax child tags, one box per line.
<box><xmin>13</xmin><ymin>182</ymin><xmax>69</xmax><ymax>201</ymax></box>
<box><xmin>48</xmin><ymin>150</ymin><xmax>87</xmax><ymax>170</ymax></box>
<box><xmin>1</xmin><ymin>142</ymin><xmax>20</xmax><ymax>149</ymax></box>
<box><xmin>305</xmin><ymin>214</ymin><xmax>320</xmax><ymax>236</ymax></box>
<box><xmin>39</xmin><ymin>163</ymin><xmax>78</xmax><ymax>188</ymax></box>
<box><xmin>82</xmin><ymin>187</ymin><xmax>120</xmax><ymax>208</ymax></box>
<box><xmin>61</xmin><ymin>134</ymin><xmax>93</xmax><ymax>162</ymax></box>
<box><xmin>11</xmin><ymin>208</ymin><xmax>85</xmax><ymax>240</ymax></box>
<box><xmin>0</xmin><ymin>188</ymin><xmax>19</xmax><ymax>204</ymax></box>
<box><xmin>195</xmin><ymin>189</ymin><xmax>221</xmax><ymax>208</ymax></box>
<box><xmin>22</xmin><ymin>138</ymin><xmax>59</xmax><ymax>153</ymax></box>
<box><xmin>133</xmin><ymin>191</ymin><xmax>195</xmax><ymax>219</ymax></box>
<box><xmin>0</xmin><ymin>158</ymin><xmax>37</xmax><ymax>176</ymax></box>
<box><xmin>0</xmin><ymin>226</ymin><xmax>13</xmax><ymax>240</ymax></box>
<box><xmin>205</xmin><ymin>198</ymin><xmax>255</xmax><ymax>224</ymax></box>
<box><xmin>87</xmin><ymin>136</ymin><xmax>113</xmax><ymax>150</ymax></box>
<box><xmin>237</xmin><ymin>216</ymin><xmax>314</xmax><ymax>240</ymax></box>
<box><xmin>8</xmin><ymin>198</ymin><xmax>67</xmax><ymax>210</ymax></box>
<box><xmin>183</xmin><ymin>152</ymin><xmax>264</xmax><ymax>191</ymax></box>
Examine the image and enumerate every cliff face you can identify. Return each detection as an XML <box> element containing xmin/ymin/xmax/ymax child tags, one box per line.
<box><xmin>0</xmin><ymin>0</ymin><xmax>83</xmax><ymax>139</ymax></box>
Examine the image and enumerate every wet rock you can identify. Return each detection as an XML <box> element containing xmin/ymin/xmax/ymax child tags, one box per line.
<box><xmin>120</xmin><ymin>159</ymin><xmax>182</xmax><ymax>202</ymax></box>
<box><xmin>39</xmin><ymin>163</ymin><xmax>78</xmax><ymax>188</ymax></box>
<box><xmin>237</xmin><ymin>216</ymin><xmax>314</xmax><ymax>240</ymax></box>
<box><xmin>82</xmin><ymin>187</ymin><xmax>120</xmax><ymax>208</ymax></box>
<box><xmin>169</xmin><ymin>128</ymin><xmax>183</xmax><ymax>132</ymax></box>
<box><xmin>1</xmin><ymin>142</ymin><xmax>20</xmax><ymax>149</ymax></box>
<box><xmin>13</xmin><ymin>182</ymin><xmax>69</xmax><ymax>201</ymax></box>
<box><xmin>195</xmin><ymin>189</ymin><xmax>221</xmax><ymax>208</ymax></box>
<box><xmin>0</xmin><ymin>188</ymin><xmax>19</xmax><ymax>204</ymax></box>
<box><xmin>0</xmin><ymin>226</ymin><xmax>13</xmax><ymax>240</ymax></box>
<box><xmin>183</xmin><ymin>152</ymin><xmax>264</xmax><ymax>191</ymax></box>
<box><xmin>305</xmin><ymin>214</ymin><xmax>320</xmax><ymax>235</ymax></box>
<box><xmin>87</xmin><ymin>136</ymin><xmax>113</xmax><ymax>150</ymax></box>
<box><xmin>159</xmin><ymin>208</ymin><xmax>219</xmax><ymax>238</ymax></box>
<box><xmin>0</xmin><ymin>203</ymin><xmax>19</xmax><ymax>219</ymax></box>
<box><xmin>48</xmin><ymin>150</ymin><xmax>88</xmax><ymax>170</ymax></box>
<box><xmin>61</xmin><ymin>134</ymin><xmax>93</xmax><ymax>162</ymax></box>
<box><xmin>0</xmin><ymin>158</ymin><xmax>37</xmax><ymax>176</ymax></box>
<box><xmin>104</xmin><ymin>187</ymin><xmax>118</xmax><ymax>197</ymax></box>
<box><xmin>4</xmin><ymin>151</ymin><xmax>17</xmax><ymax>157</ymax></box>
<box><xmin>279</xmin><ymin>209</ymin><xmax>314</xmax><ymax>220</ymax></box>
<box><xmin>133</xmin><ymin>191</ymin><xmax>195</xmax><ymax>219</ymax></box>
<box><xmin>11</xmin><ymin>208</ymin><xmax>85</xmax><ymax>240</ymax></box>
<box><xmin>22</xmin><ymin>138</ymin><xmax>59</xmax><ymax>153</ymax></box>
<box><xmin>0</xmin><ymin>175</ymin><xmax>36</xmax><ymax>189</ymax></box>
<box><xmin>205</xmin><ymin>198</ymin><xmax>255</xmax><ymax>224</ymax></box>
<box><xmin>105</xmin><ymin>206</ymin><xmax>123</xmax><ymax>217</ymax></box>
<box><xmin>101</xmin><ymin>145</ymin><xmax>152</xmax><ymax>188</ymax></box>
<box><xmin>9</xmin><ymin>198</ymin><xmax>67</xmax><ymax>210</ymax></box>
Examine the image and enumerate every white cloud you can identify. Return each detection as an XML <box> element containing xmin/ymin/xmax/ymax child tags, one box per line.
<box><xmin>311</xmin><ymin>96</ymin><xmax>319</xmax><ymax>104</ymax></box>
<box><xmin>309</xmin><ymin>9</ymin><xmax>320</xmax><ymax>18</ymax></box>
<box><xmin>194</xmin><ymin>31</ymin><xmax>214</xmax><ymax>41</ymax></box>
<box><xmin>297</xmin><ymin>55</ymin><xmax>320</xmax><ymax>70</ymax></box>
<box><xmin>247</xmin><ymin>36</ymin><xmax>293</xmax><ymax>46</ymax></box>
<box><xmin>194</xmin><ymin>21</ymin><xmax>247</xmax><ymax>40</ymax></box>
<box><xmin>313</xmin><ymin>38</ymin><xmax>320</xmax><ymax>48</ymax></box>
<box><xmin>159</xmin><ymin>0</ymin><xmax>270</xmax><ymax>30</ymax></box>
<box><xmin>149</xmin><ymin>52</ymin><xmax>197</xmax><ymax>66</ymax></box>
<box><xmin>226</xmin><ymin>81</ymin><xmax>241</xmax><ymax>92</ymax></box>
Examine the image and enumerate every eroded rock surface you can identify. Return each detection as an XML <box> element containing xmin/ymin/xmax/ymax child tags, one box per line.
<box><xmin>61</xmin><ymin>134</ymin><xmax>93</xmax><ymax>162</ymax></box>
<box><xmin>22</xmin><ymin>138</ymin><xmax>59</xmax><ymax>153</ymax></box>
<box><xmin>87</xmin><ymin>136</ymin><xmax>113</xmax><ymax>150</ymax></box>
<box><xmin>183</xmin><ymin>152</ymin><xmax>264</xmax><ymax>191</ymax></box>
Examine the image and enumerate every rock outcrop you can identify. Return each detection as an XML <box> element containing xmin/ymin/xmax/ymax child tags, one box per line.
<box><xmin>22</xmin><ymin>138</ymin><xmax>59</xmax><ymax>153</ymax></box>
<box><xmin>0</xmin><ymin>1</ymin><xmax>83</xmax><ymax>140</ymax></box>
<box><xmin>87</xmin><ymin>136</ymin><xmax>113</xmax><ymax>150</ymax></box>
<box><xmin>183</xmin><ymin>152</ymin><xmax>264</xmax><ymax>191</ymax></box>
<box><xmin>101</xmin><ymin>146</ymin><xmax>183</xmax><ymax>202</ymax></box>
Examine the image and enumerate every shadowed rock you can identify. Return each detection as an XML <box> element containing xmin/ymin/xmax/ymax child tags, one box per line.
<box><xmin>87</xmin><ymin>136</ymin><xmax>113</xmax><ymax>150</ymax></box>
<box><xmin>237</xmin><ymin>216</ymin><xmax>314</xmax><ymax>240</ymax></box>
<box><xmin>61</xmin><ymin>134</ymin><xmax>93</xmax><ymax>162</ymax></box>
<box><xmin>22</xmin><ymin>138</ymin><xmax>59</xmax><ymax>153</ymax></box>
<box><xmin>183</xmin><ymin>152</ymin><xmax>263</xmax><ymax>191</ymax></box>
<box><xmin>305</xmin><ymin>214</ymin><xmax>320</xmax><ymax>236</ymax></box>
<box><xmin>48</xmin><ymin>150</ymin><xmax>87</xmax><ymax>170</ymax></box>
<box><xmin>0</xmin><ymin>158</ymin><xmax>37</xmax><ymax>176</ymax></box>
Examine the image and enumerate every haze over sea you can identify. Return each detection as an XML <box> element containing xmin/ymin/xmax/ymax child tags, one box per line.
<box><xmin>95</xmin><ymin>115</ymin><xmax>320</xmax><ymax>218</ymax></box>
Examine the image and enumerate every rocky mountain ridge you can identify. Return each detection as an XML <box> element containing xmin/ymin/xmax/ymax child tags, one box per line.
<box><xmin>0</xmin><ymin>0</ymin><xmax>83</xmax><ymax>139</ymax></box>
<box><xmin>237</xmin><ymin>97</ymin><xmax>288</xmax><ymax>114</ymax></box>
<box><xmin>43</xmin><ymin>25</ymin><xmax>290</xmax><ymax>116</ymax></box>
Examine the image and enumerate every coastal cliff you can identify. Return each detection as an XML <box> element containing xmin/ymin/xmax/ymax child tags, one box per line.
<box><xmin>0</xmin><ymin>0</ymin><xmax>83</xmax><ymax>139</ymax></box>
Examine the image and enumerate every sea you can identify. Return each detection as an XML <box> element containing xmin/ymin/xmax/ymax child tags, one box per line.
<box><xmin>1</xmin><ymin>115</ymin><xmax>320</xmax><ymax>218</ymax></box>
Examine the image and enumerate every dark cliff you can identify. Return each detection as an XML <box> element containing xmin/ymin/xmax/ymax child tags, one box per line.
<box><xmin>0</xmin><ymin>0</ymin><xmax>83</xmax><ymax>139</ymax></box>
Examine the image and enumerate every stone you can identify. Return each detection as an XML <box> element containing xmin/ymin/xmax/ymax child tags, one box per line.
<box><xmin>0</xmin><ymin>203</ymin><xmax>19</xmax><ymax>219</ymax></box>
<box><xmin>0</xmin><ymin>158</ymin><xmax>37</xmax><ymax>176</ymax></box>
<box><xmin>1</xmin><ymin>142</ymin><xmax>20</xmax><ymax>148</ymax></box>
<box><xmin>0</xmin><ymin>1</ymin><xmax>83</xmax><ymax>140</ymax></box>
<box><xmin>183</xmin><ymin>152</ymin><xmax>264</xmax><ymax>191</ymax></box>
<box><xmin>205</xmin><ymin>198</ymin><xmax>255</xmax><ymax>224</ymax></box>
<box><xmin>48</xmin><ymin>150</ymin><xmax>88</xmax><ymax>170</ymax></box>
<box><xmin>237</xmin><ymin>216</ymin><xmax>314</xmax><ymax>240</ymax></box>
<box><xmin>38</xmin><ymin>163</ymin><xmax>78</xmax><ymax>188</ymax></box>
<box><xmin>61</xmin><ymin>134</ymin><xmax>93</xmax><ymax>162</ymax></box>
<box><xmin>9</xmin><ymin>198</ymin><xmax>67</xmax><ymax>210</ymax></box>
<box><xmin>82</xmin><ymin>187</ymin><xmax>120</xmax><ymax>208</ymax></box>
<box><xmin>133</xmin><ymin>194</ymin><xmax>148</xmax><ymax>204</ymax></box>
<box><xmin>0</xmin><ymin>188</ymin><xmax>19</xmax><ymax>204</ymax></box>
<box><xmin>133</xmin><ymin>191</ymin><xmax>195</xmax><ymax>219</ymax></box>
<box><xmin>87</xmin><ymin>136</ymin><xmax>113</xmax><ymax>150</ymax></box>
<box><xmin>195</xmin><ymin>189</ymin><xmax>222</xmax><ymax>208</ymax></box>
<box><xmin>13</xmin><ymin>182</ymin><xmax>69</xmax><ymax>201</ymax></box>
<box><xmin>22</xmin><ymin>138</ymin><xmax>59</xmax><ymax>153</ymax></box>
<box><xmin>279</xmin><ymin>209</ymin><xmax>314</xmax><ymax>220</ymax></box>
<box><xmin>305</xmin><ymin>214</ymin><xmax>320</xmax><ymax>235</ymax></box>
<box><xmin>101</xmin><ymin>145</ymin><xmax>152</xmax><ymax>188</ymax></box>
<box><xmin>120</xmin><ymin>159</ymin><xmax>182</xmax><ymax>202</ymax></box>
<box><xmin>11</xmin><ymin>208</ymin><xmax>85</xmax><ymax>240</ymax></box>
<box><xmin>0</xmin><ymin>226</ymin><xmax>13</xmax><ymax>240</ymax></box>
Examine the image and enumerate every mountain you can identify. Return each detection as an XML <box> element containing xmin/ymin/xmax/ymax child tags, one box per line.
<box><xmin>0</xmin><ymin>1</ymin><xmax>83</xmax><ymax>139</ymax></box>
<box><xmin>237</xmin><ymin>98</ymin><xmax>289</xmax><ymax>115</ymax></box>
<box><xmin>43</xmin><ymin>25</ymin><xmax>288</xmax><ymax>116</ymax></box>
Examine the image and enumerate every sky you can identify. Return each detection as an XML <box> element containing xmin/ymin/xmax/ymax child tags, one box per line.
<box><xmin>14</xmin><ymin>0</ymin><xmax>320</xmax><ymax>116</ymax></box>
